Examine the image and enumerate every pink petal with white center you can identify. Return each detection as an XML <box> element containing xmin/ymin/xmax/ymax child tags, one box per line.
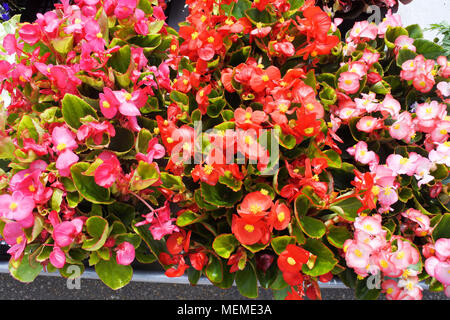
<box><xmin>434</xmin><ymin>261</ymin><xmax>450</xmax><ymax>285</ymax></box>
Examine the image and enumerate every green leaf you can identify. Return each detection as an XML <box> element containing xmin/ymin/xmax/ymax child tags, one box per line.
<box><xmin>330</xmin><ymin>195</ymin><xmax>362</xmax><ymax>222</ymax></box>
<box><xmin>109</xmin><ymin>126</ymin><xmax>135</xmax><ymax>154</ymax></box>
<box><xmin>245</xmin><ymin>8</ymin><xmax>277</xmax><ymax>26</ymax></box>
<box><xmin>229</xmin><ymin>46</ymin><xmax>251</xmax><ymax>67</ymax></box>
<box><xmin>201</xmin><ymin>182</ymin><xmax>243</xmax><ymax>208</ymax></box>
<box><xmin>176</xmin><ymin>210</ymin><xmax>205</xmax><ymax>227</ymax></box>
<box><xmin>108</xmin><ymin>44</ymin><xmax>131</xmax><ymax>73</ymax></box>
<box><xmin>62</xmin><ymin>94</ymin><xmax>98</xmax><ymax>129</ymax></box>
<box><xmin>129</xmin><ymin>34</ymin><xmax>162</xmax><ymax>49</ymax></box>
<box><xmin>17</xmin><ymin>115</ymin><xmax>39</xmax><ymax>143</ymax></box>
<box><xmin>413</xmin><ymin>39</ymin><xmax>444</xmax><ymax>60</ymax></box>
<box><xmin>301</xmin><ymin>239</ymin><xmax>338</xmax><ymax>277</ymax></box>
<box><xmin>406</xmin><ymin>24</ymin><xmax>424</xmax><ymax>39</ymax></box>
<box><xmin>53</xmin><ymin>36</ymin><xmax>73</xmax><ymax>55</ymax></box>
<box><xmin>326</xmin><ymin>226</ymin><xmax>352</xmax><ymax>249</ymax></box>
<box><xmin>70</xmin><ymin>162</ymin><xmax>113</xmax><ymax>204</ymax></box>
<box><xmin>136</xmin><ymin>128</ymin><xmax>153</xmax><ymax>154</ymax></box>
<box><xmin>236</xmin><ymin>262</ymin><xmax>258</xmax><ymax>298</ymax></box>
<box><xmin>355</xmin><ymin>278</ymin><xmax>381</xmax><ymax>300</ymax></box>
<box><xmin>130</xmin><ymin>161</ymin><xmax>160</xmax><ymax>191</ymax></box>
<box><xmin>323</xmin><ymin>149</ymin><xmax>342</xmax><ymax>168</ymax></box>
<box><xmin>396</xmin><ymin>48</ymin><xmax>418</xmax><ymax>67</ymax></box>
<box><xmin>294</xmin><ymin>194</ymin><xmax>309</xmax><ymax>219</ymax></box>
<box><xmin>205</xmin><ymin>255</ymin><xmax>223</xmax><ymax>284</ymax></box>
<box><xmin>132</xmin><ymin>221</ymin><xmax>168</xmax><ymax>269</ymax></box>
<box><xmin>212</xmin><ymin>234</ymin><xmax>239</xmax><ymax>259</ymax></box>
<box><xmin>95</xmin><ymin>258</ymin><xmax>133</xmax><ymax>290</ymax></box>
<box><xmin>242</xmin><ymin>242</ymin><xmax>270</xmax><ymax>253</ymax></box>
<box><xmin>271</xmin><ymin>236</ymin><xmax>296</xmax><ymax>255</ymax></box>
<box><xmin>160</xmin><ymin>172</ymin><xmax>185</xmax><ymax>191</ymax></box>
<box><xmin>222</xmin><ymin>0</ymin><xmax>251</xmax><ymax>20</ymax></box>
<box><xmin>432</xmin><ymin>213</ymin><xmax>450</xmax><ymax>241</ymax></box>
<box><xmin>9</xmin><ymin>252</ymin><xmax>43</xmax><ymax>283</ymax></box>
<box><xmin>298</xmin><ymin>216</ymin><xmax>326</xmax><ymax>239</ymax></box>
<box><xmin>218</xmin><ymin>170</ymin><xmax>243</xmax><ymax>192</ymax></box>
<box><xmin>0</xmin><ymin>136</ymin><xmax>15</xmax><ymax>159</ymax></box>
<box><xmin>82</xmin><ymin>216</ymin><xmax>109</xmax><ymax>251</ymax></box>
<box><xmin>385</xmin><ymin>26</ymin><xmax>409</xmax><ymax>49</ymax></box>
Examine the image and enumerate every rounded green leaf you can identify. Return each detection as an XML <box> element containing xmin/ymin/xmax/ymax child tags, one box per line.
<box><xmin>201</xmin><ymin>182</ymin><xmax>243</xmax><ymax>208</ymax></box>
<box><xmin>271</xmin><ymin>236</ymin><xmax>296</xmax><ymax>255</ymax></box>
<box><xmin>9</xmin><ymin>253</ymin><xmax>43</xmax><ymax>283</ymax></box>
<box><xmin>95</xmin><ymin>258</ymin><xmax>133</xmax><ymax>290</ymax></box>
<box><xmin>82</xmin><ymin>216</ymin><xmax>109</xmax><ymax>251</ymax></box>
<box><xmin>212</xmin><ymin>234</ymin><xmax>239</xmax><ymax>259</ymax></box>
<box><xmin>70</xmin><ymin>162</ymin><xmax>113</xmax><ymax>204</ymax></box>
<box><xmin>301</xmin><ymin>239</ymin><xmax>338</xmax><ymax>277</ymax></box>
<box><xmin>432</xmin><ymin>213</ymin><xmax>450</xmax><ymax>241</ymax></box>
<box><xmin>298</xmin><ymin>216</ymin><xmax>326</xmax><ymax>239</ymax></box>
<box><xmin>236</xmin><ymin>262</ymin><xmax>258</xmax><ymax>299</ymax></box>
<box><xmin>326</xmin><ymin>226</ymin><xmax>352</xmax><ymax>249</ymax></box>
<box><xmin>205</xmin><ymin>255</ymin><xmax>223</xmax><ymax>284</ymax></box>
<box><xmin>176</xmin><ymin>210</ymin><xmax>205</xmax><ymax>227</ymax></box>
<box><xmin>62</xmin><ymin>94</ymin><xmax>98</xmax><ymax>129</ymax></box>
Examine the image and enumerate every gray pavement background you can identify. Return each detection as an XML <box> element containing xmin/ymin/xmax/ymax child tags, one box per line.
<box><xmin>0</xmin><ymin>273</ymin><xmax>447</xmax><ymax>300</ymax></box>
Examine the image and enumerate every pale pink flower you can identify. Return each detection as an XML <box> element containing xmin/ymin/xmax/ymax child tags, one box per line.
<box><xmin>394</xmin><ymin>35</ymin><xmax>416</xmax><ymax>53</ymax></box>
<box><xmin>437</xmin><ymin>81</ymin><xmax>450</xmax><ymax>97</ymax></box>
<box><xmin>413</xmin><ymin>157</ymin><xmax>434</xmax><ymax>187</ymax></box>
<box><xmin>355</xmin><ymin>92</ymin><xmax>378</xmax><ymax>112</ymax></box>
<box><xmin>378</xmin><ymin>10</ymin><xmax>402</xmax><ymax>36</ymax></box>
<box><xmin>435</xmin><ymin>238</ymin><xmax>450</xmax><ymax>261</ymax></box>
<box><xmin>338</xmin><ymin>72</ymin><xmax>360</xmax><ymax>94</ymax></box>
<box><xmin>354</xmin><ymin>214</ymin><xmax>383</xmax><ymax>236</ymax></box>
<box><xmin>386</xmin><ymin>153</ymin><xmax>419</xmax><ymax>176</ymax></box>
<box><xmin>345</xmin><ymin>241</ymin><xmax>372</xmax><ymax>269</ymax></box>
<box><xmin>356</xmin><ymin>116</ymin><xmax>383</xmax><ymax>133</ymax></box>
<box><xmin>349</xmin><ymin>21</ymin><xmax>378</xmax><ymax>42</ymax></box>
<box><xmin>379</xmin><ymin>94</ymin><xmax>401</xmax><ymax>118</ymax></box>
<box><xmin>347</xmin><ymin>141</ymin><xmax>379</xmax><ymax>165</ymax></box>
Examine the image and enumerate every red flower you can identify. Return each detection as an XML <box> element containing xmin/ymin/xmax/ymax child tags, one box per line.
<box><xmin>269</xmin><ymin>200</ymin><xmax>291</xmax><ymax>231</ymax></box>
<box><xmin>250</xmin><ymin>66</ymin><xmax>281</xmax><ymax>93</ymax></box>
<box><xmin>196</xmin><ymin>84</ymin><xmax>212</xmax><ymax>114</ymax></box>
<box><xmin>277</xmin><ymin>244</ymin><xmax>310</xmax><ymax>274</ymax></box>
<box><xmin>234</xmin><ymin>107</ymin><xmax>268</xmax><ymax>130</ymax></box>
<box><xmin>237</xmin><ymin>191</ymin><xmax>273</xmax><ymax>223</ymax></box>
<box><xmin>166</xmin><ymin>230</ymin><xmax>190</xmax><ymax>255</ymax></box>
<box><xmin>189</xmin><ymin>251</ymin><xmax>208</xmax><ymax>271</ymax></box>
<box><xmin>231</xmin><ymin>215</ymin><xmax>270</xmax><ymax>245</ymax></box>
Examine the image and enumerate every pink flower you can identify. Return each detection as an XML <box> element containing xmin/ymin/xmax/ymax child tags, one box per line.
<box><xmin>361</xmin><ymin>50</ymin><xmax>380</xmax><ymax>66</ymax></box>
<box><xmin>354</xmin><ymin>215</ymin><xmax>383</xmax><ymax>236</ymax></box>
<box><xmin>429</xmin><ymin>142</ymin><xmax>450</xmax><ymax>167</ymax></box>
<box><xmin>94</xmin><ymin>151</ymin><xmax>122</xmax><ymax>188</ymax></box>
<box><xmin>379</xmin><ymin>94</ymin><xmax>401</xmax><ymax>118</ymax></box>
<box><xmin>115</xmin><ymin>0</ymin><xmax>137</xmax><ymax>20</ymax></box>
<box><xmin>115</xmin><ymin>241</ymin><xmax>135</xmax><ymax>265</ymax></box>
<box><xmin>136</xmin><ymin>137</ymin><xmax>165</xmax><ymax>164</ymax></box>
<box><xmin>390</xmin><ymin>239</ymin><xmax>420</xmax><ymax>271</ymax></box>
<box><xmin>435</xmin><ymin>238</ymin><xmax>450</xmax><ymax>261</ymax></box>
<box><xmin>77</xmin><ymin>121</ymin><xmax>116</xmax><ymax>145</ymax></box>
<box><xmin>99</xmin><ymin>87</ymin><xmax>120</xmax><ymax>119</ymax></box>
<box><xmin>0</xmin><ymin>191</ymin><xmax>35</xmax><ymax>222</ymax></box>
<box><xmin>377</xmin><ymin>186</ymin><xmax>398</xmax><ymax>212</ymax></box>
<box><xmin>437</xmin><ymin>56</ymin><xmax>450</xmax><ymax>78</ymax></box>
<box><xmin>3</xmin><ymin>222</ymin><xmax>26</xmax><ymax>260</ymax></box>
<box><xmin>137</xmin><ymin>201</ymin><xmax>179</xmax><ymax>240</ymax></box>
<box><xmin>413</xmin><ymin>157</ymin><xmax>434</xmax><ymax>187</ymax></box>
<box><xmin>347</xmin><ymin>141</ymin><xmax>379</xmax><ymax>165</ymax></box>
<box><xmin>356</xmin><ymin>116</ymin><xmax>383</xmax><ymax>133</ymax></box>
<box><xmin>51</xmin><ymin>215</ymin><xmax>84</xmax><ymax>248</ymax></box>
<box><xmin>348</xmin><ymin>61</ymin><xmax>368</xmax><ymax>78</ymax></box>
<box><xmin>382</xmin><ymin>279</ymin><xmax>402</xmax><ymax>300</ymax></box>
<box><xmin>386</xmin><ymin>153</ymin><xmax>419</xmax><ymax>176</ymax></box>
<box><xmin>19</xmin><ymin>23</ymin><xmax>41</xmax><ymax>45</ymax></box>
<box><xmin>378</xmin><ymin>10</ymin><xmax>402</xmax><ymax>36</ymax></box>
<box><xmin>401</xmin><ymin>208</ymin><xmax>431</xmax><ymax>237</ymax></box>
<box><xmin>9</xmin><ymin>166</ymin><xmax>52</xmax><ymax>205</ymax></box>
<box><xmin>437</xmin><ymin>81</ymin><xmax>450</xmax><ymax>97</ymax></box>
<box><xmin>434</xmin><ymin>262</ymin><xmax>450</xmax><ymax>286</ymax></box>
<box><xmin>338</xmin><ymin>72</ymin><xmax>360</xmax><ymax>94</ymax></box>
<box><xmin>394</xmin><ymin>35</ymin><xmax>416</xmax><ymax>54</ymax></box>
<box><xmin>49</xmin><ymin>246</ymin><xmax>66</xmax><ymax>268</ymax></box>
<box><xmin>349</xmin><ymin>21</ymin><xmax>378</xmax><ymax>42</ymax></box>
<box><xmin>344</xmin><ymin>241</ymin><xmax>372</xmax><ymax>269</ymax></box>
<box><xmin>389</xmin><ymin>112</ymin><xmax>415</xmax><ymax>142</ymax></box>
<box><xmin>355</xmin><ymin>92</ymin><xmax>378</xmax><ymax>112</ymax></box>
